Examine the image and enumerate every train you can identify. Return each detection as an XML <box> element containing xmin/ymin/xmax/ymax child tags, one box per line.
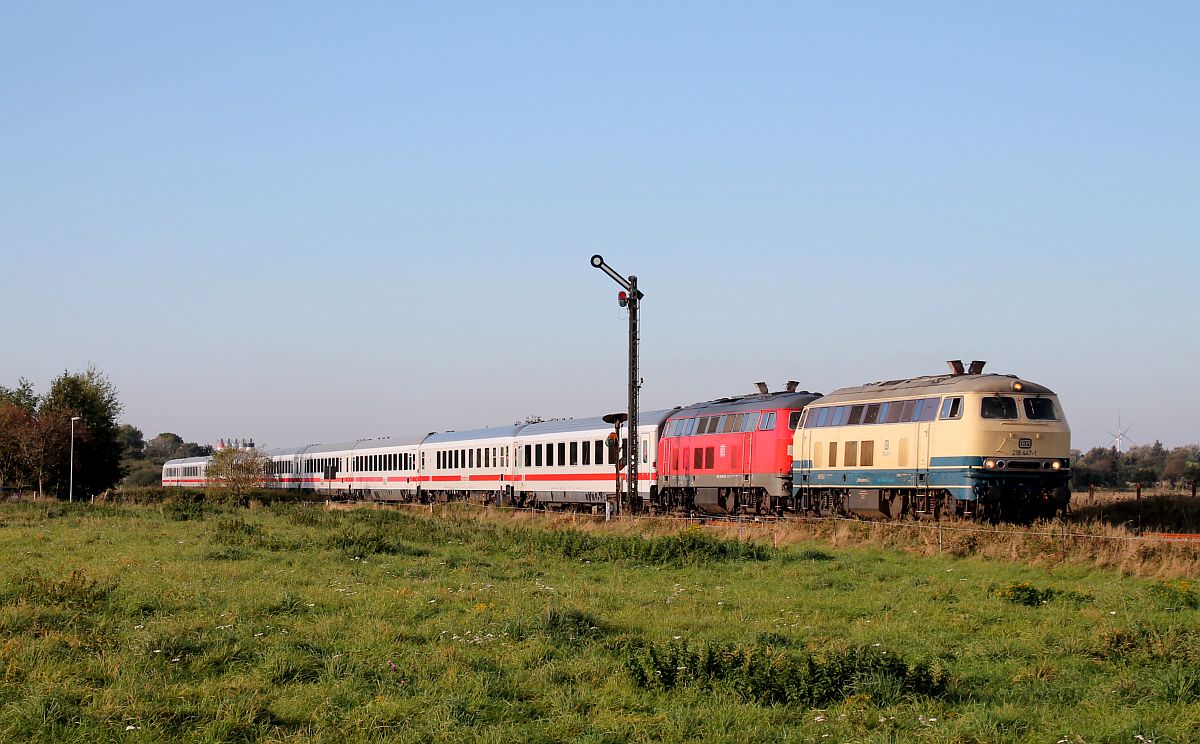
<box><xmin>163</xmin><ymin>361</ymin><xmax>1072</xmax><ymax>521</ymax></box>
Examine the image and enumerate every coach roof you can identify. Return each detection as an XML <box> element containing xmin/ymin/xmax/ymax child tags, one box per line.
<box><xmin>163</xmin><ymin>456</ymin><xmax>210</xmax><ymax>467</ymax></box>
<box><xmin>519</xmin><ymin>409</ymin><xmax>672</xmax><ymax>437</ymax></box>
<box><xmin>425</xmin><ymin>425</ymin><xmax>526</xmax><ymax>444</ymax></box>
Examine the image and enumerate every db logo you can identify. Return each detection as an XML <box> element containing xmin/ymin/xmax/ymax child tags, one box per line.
<box><xmin>1018</xmin><ymin>438</ymin><xmax>1033</xmax><ymax>449</ymax></box>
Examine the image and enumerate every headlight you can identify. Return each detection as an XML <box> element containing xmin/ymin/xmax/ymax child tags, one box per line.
<box><xmin>984</xmin><ymin>459</ymin><xmax>996</xmax><ymax>469</ymax></box>
<box><xmin>1051</xmin><ymin>461</ymin><xmax>1062</xmax><ymax>470</ymax></box>
<box><xmin>1012</xmin><ymin>382</ymin><xmax>1024</xmax><ymax>392</ymax></box>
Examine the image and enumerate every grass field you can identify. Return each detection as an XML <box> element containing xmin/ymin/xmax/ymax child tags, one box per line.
<box><xmin>2</xmin><ymin>501</ymin><xmax>1198</xmax><ymax>743</ymax></box>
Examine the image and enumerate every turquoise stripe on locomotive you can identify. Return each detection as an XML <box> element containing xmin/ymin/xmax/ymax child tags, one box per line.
<box><xmin>792</xmin><ymin>361</ymin><xmax>1071</xmax><ymax>521</ymax></box>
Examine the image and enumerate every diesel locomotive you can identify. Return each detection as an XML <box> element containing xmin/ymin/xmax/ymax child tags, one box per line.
<box><xmin>164</xmin><ymin>361</ymin><xmax>1071</xmax><ymax>521</ymax></box>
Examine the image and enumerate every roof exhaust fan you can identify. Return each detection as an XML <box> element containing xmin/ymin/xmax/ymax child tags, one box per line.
<box><xmin>785</xmin><ymin>380</ymin><xmax>799</xmax><ymax>393</ymax></box>
<box><xmin>947</xmin><ymin>360</ymin><xmax>965</xmax><ymax>376</ymax></box>
<box><xmin>968</xmin><ymin>360</ymin><xmax>987</xmax><ymax>375</ymax></box>
<box><xmin>754</xmin><ymin>382</ymin><xmax>769</xmax><ymax>394</ymax></box>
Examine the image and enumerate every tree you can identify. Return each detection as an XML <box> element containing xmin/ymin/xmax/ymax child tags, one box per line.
<box><xmin>126</xmin><ymin>432</ymin><xmax>213</xmax><ymax>487</ymax></box>
<box><xmin>40</xmin><ymin>366</ymin><xmax>125</xmax><ymax>498</ymax></box>
<box><xmin>1184</xmin><ymin>461</ymin><xmax>1200</xmax><ymax>495</ymax></box>
<box><xmin>0</xmin><ymin>368</ymin><xmax>126</xmax><ymax>498</ymax></box>
<box><xmin>205</xmin><ymin>446</ymin><xmax>272</xmax><ymax>498</ymax></box>
<box><xmin>117</xmin><ymin>425</ymin><xmax>145</xmax><ymax>461</ymax></box>
<box><xmin>0</xmin><ymin>380</ymin><xmax>39</xmax><ymax>491</ymax></box>
<box><xmin>1163</xmin><ymin>446</ymin><xmax>1200</xmax><ymax>487</ymax></box>
<box><xmin>145</xmin><ymin>433</ymin><xmax>185</xmax><ymax>461</ymax></box>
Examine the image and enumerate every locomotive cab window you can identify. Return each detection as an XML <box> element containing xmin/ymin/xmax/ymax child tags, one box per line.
<box><xmin>981</xmin><ymin>396</ymin><xmax>1019</xmax><ymax>420</ymax></box>
<box><xmin>1023</xmin><ymin>398</ymin><xmax>1058</xmax><ymax>420</ymax></box>
<box><xmin>760</xmin><ymin>412</ymin><xmax>776</xmax><ymax>431</ymax></box>
<box><xmin>788</xmin><ymin>411</ymin><xmax>803</xmax><ymax>430</ymax></box>
<box><xmin>940</xmin><ymin>397</ymin><xmax>964</xmax><ymax>420</ymax></box>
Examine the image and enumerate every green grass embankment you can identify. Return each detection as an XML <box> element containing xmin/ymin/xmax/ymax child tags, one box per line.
<box><xmin>1</xmin><ymin>502</ymin><xmax>1197</xmax><ymax>742</ymax></box>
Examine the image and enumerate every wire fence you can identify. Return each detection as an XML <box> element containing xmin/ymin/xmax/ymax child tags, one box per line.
<box><xmin>343</xmin><ymin>499</ymin><xmax>1200</xmax><ymax>545</ymax></box>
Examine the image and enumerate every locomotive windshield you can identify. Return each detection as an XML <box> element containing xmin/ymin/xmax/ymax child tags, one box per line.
<box><xmin>1023</xmin><ymin>397</ymin><xmax>1058</xmax><ymax>420</ymax></box>
<box><xmin>981</xmin><ymin>396</ymin><xmax>1018</xmax><ymax>419</ymax></box>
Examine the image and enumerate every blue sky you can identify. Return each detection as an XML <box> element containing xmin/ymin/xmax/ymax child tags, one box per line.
<box><xmin>2</xmin><ymin>2</ymin><xmax>1197</xmax><ymax>451</ymax></box>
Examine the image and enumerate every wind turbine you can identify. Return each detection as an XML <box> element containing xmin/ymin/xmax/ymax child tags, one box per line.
<box><xmin>1106</xmin><ymin>413</ymin><xmax>1136</xmax><ymax>453</ymax></box>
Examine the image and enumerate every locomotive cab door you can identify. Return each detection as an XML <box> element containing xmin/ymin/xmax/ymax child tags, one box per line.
<box><xmin>915</xmin><ymin>421</ymin><xmax>934</xmax><ymax>513</ymax></box>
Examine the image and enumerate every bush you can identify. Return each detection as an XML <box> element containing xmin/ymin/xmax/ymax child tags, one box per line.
<box><xmin>515</xmin><ymin>526</ymin><xmax>771</xmax><ymax>566</ymax></box>
<box><xmin>991</xmin><ymin>581</ymin><xmax>1092</xmax><ymax>607</ymax></box>
<box><xmin>626</xmin><ymin>639</ymin><xmax>950</xmax><ymax>707</ymax></box>
<box><xmin>1147</xmin><ymin>579</ymin><xmax>1199</xmax><ymax>611</ymax></box>
<box><xmin>5</xmin><ymin>569</ymin><xmax>116</xmax><ymax>611</ymax></box>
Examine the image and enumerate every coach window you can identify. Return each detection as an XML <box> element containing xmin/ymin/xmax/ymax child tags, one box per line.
<box><xmin>1023</xmin><ymin>398</ymin><xmax>1057</xmax><ymax>420</ymax></box>
<box><xmin>981</xmin><ymin>396</ymin><xmax>1019</xmax><ymax>420</ymax></box>
<box><xmin>863</xmin><ymin>404</ymin><xmax>881</xmax><ymax>425</ymax></box>
<box><xmin>860</xmin><ymin>441</ymin><xmax>874</xmax><ymax>466</ymax></box>
<box><xmin>595</xmin><ymin>440</ymin><xmax>604</xmax><ymax>464</ymax></box>
<box><xmin>844</xmin><ymin>441</ymin><xmax>858</xmax><ymax>467</ymax></box>
<box><xmin>570</xmin><ymin>442</ymin><xmax>578</xmax><ymax>466</ymax></box>
<box><xmin>642</xmin><ymin>437</ymin><xmax>649</xmax><ymax>464</ymax></box>
<box><xmin>557</xmin><ymin>442</ymin><xmax>565</xmax><ymax>465</ymax></box>
<box><xmin>940</xmin><ymin>397</ymin><xmax>964</xmax><ymax>420</ymax></box>
<box><xmin>582</xmin><ymin>441</ymin><xmax>590</xmax><ymax>465</ymax></box>
<box><xmin>535</xmin><ymin>444</ymin><xmax>543</xmax><ymax>467</ymax></box>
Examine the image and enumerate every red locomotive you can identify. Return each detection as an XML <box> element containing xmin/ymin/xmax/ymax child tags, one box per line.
<box><xmin>654</xmin><ymin>384</ymin><xmax>819</xmax><ymax>515</ymax></box>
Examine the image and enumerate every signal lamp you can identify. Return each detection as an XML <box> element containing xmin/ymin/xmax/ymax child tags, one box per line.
<box><xmin>618</xmin><ymin>291</ymin><xmax>628</xmax><ymax>307</ymax></box>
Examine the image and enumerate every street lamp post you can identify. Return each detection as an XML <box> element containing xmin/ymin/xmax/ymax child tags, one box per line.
<box><xmin>69</xmin><ymin>416</ymin><xmax>81</xmax><ymax>503</ymax></box>
<box><xmin>590</xmin><ymin>255</ymin><xmax>644</xmax><ymax>515</ymax></box>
